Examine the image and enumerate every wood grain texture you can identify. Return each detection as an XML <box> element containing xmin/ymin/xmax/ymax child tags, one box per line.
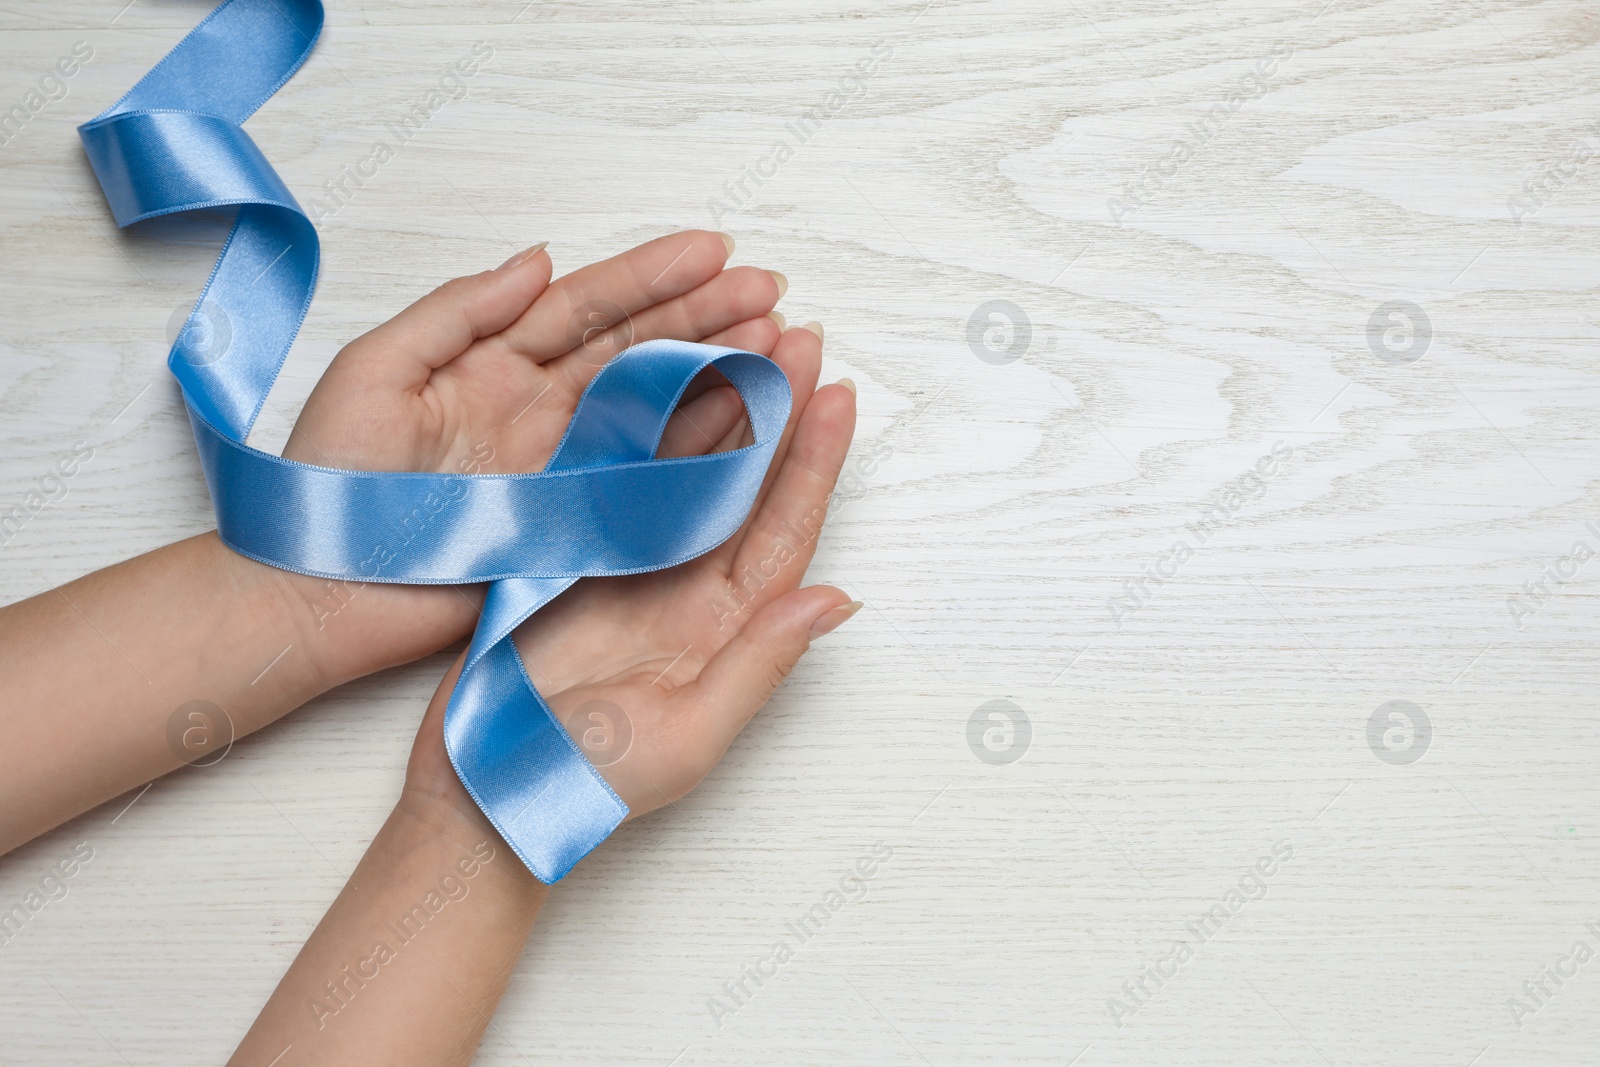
<box><xmin>3</xmin><ymin>0</ymin><xmax>1600</xmax><ymax>1063</ymax></box>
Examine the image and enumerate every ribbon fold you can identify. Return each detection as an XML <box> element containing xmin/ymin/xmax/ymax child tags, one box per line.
<box><xmin>80</xmin><ymin>0</ymin><xmax>789</xmax><ymax>882</ymax></box>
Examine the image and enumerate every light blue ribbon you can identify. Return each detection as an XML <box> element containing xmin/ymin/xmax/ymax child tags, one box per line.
<box><xmin>79</xmin><ymin>0</ymin><xmax>790</xmax><ymax>882</ymax></box>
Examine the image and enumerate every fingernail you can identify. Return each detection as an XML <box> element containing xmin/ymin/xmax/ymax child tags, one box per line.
<box><xmin>497</xmin><ymin>241</ymin><xmax>548</xmax><ymax>270</ymax></box>
<box><xmin>836</xmin><ymin>377</ymin><xmax>856</xmax><ymax>397</ymax></box>
<box><xmin>809</xmin><ymin>601</ymin><xmax>863</xmax><ymax>641</ymax></box>
<box><xmin>768</xmin><ymin>310</ymin><xmax>787</xmax><ymax>330</ymax></box>
<box><xmin>768</xmin><ymin>270</ymin><xmax>789</xmax><ymax>298</ymax></box>
<box><xmin>801</xmin><ymin>320</ymin><xmax>824</xmax><ymax>341</ymax></box>
<box><xmin>715</xmin><ymin>232</ymin><xmax>736</xmax><ymax>256</ymax></box>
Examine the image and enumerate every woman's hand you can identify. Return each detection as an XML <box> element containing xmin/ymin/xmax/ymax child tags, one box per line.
<box><xmin>263</xmin><ymin>231</ymin><xmax>793</xmax><ymax>687</ymax></box>
<box><xmin>397</xmin><ymin>322</ymin><xmax>859</xmax><ymax>834</ymax></box>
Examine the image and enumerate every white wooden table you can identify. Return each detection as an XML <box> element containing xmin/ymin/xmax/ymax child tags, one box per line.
<box><xmin>3</xmin><ymin>0</ymin><xmax>1599</xmax><ymax>1063</ymax></box>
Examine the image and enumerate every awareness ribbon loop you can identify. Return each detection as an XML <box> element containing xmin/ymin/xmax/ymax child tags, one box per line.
<box><xmin>79</xmin><ymin>0</ymin><xmax>791</xmax><ymax>882</ymax></box>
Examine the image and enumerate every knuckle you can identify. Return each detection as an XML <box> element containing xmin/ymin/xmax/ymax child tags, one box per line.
<box><xmin>765</xmin><ymin>651</ymin><xmax>800</xmax><ymax>693</ymax></box>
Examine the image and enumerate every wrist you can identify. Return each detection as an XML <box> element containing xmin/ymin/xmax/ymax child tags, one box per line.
<box><xmin>187</xmin><ymin>531</ymin><xmax>337</xmax><ymax>707</ymax></box>
<box><xmin>393</xmin><ymin>782</ymin><xmax>545</xmax><ymax>903</ymax></box>
<box><xmin>207</xmin><ymin>531</ymin><xmax>482</xmax><ymax>692</ymax></box>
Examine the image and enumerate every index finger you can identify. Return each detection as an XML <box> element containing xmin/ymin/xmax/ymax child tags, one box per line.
<box><xmin>499</xmin><ymin>230</ymin><xmax>735</xmax><ymax>363</ymax></box>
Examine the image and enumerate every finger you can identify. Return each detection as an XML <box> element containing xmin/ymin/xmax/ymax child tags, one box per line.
<box><xmin>715</xmin><ymin>324</ymin><xmax>825</xmax><ymax>487</ymax></box>
<box><xmin>700</xmin><ymin>314</ymin><xmax>784</xmax><ymax>357</ymax></box>
<box><xmin>585</xmin><ymin>267</ymin><xmax>785</xmax><ymax>358</ymax></box>
<box><xmin>559</xmin><ymin>266</ymin><xmax>782</xmax><ymax>374</ymax></box>
<box><xmin>656</xmin><ymin>385</ymin><xmax>744</xmax><ymax>459</ymax></box>
<box><xmin>706</xmin><ymin>325</ymin><xmax>825</xmax><ymax>570</ymax></box>
<box><xmin>711</xmin><ymin>406</ymin><xmax>750</xmax><ymax>454</ymax></box>
<box><xmin>337</xmin><ymin>246</ymin><xmax>553</xmax><ymax>391</ymax></box>
<box><xmin>723</xmin><ymin>379</ymin><xmax>855</xmax><ymax>607</ymax></box>
<box><xmin>681</xmin><ymin>586</ymin><xmax>858</xmax><ymax>751</ymax></box>
<box><xmin>499</xmin><ymin>230</ymin><xmax>732</xmax><ymax>363</ymax></box>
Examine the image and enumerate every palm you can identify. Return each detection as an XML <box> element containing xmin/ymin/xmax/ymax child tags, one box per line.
<box><xmin>516</xmin><ymin>533</ymin><xmax>796</xmax><ymax>810</ymax></box>
<box><xmin>286</xmin><ymin>232</ymin><xmax>777</xmax><ymax>476</ymax></box>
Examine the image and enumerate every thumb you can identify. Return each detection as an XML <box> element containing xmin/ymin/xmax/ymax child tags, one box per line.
<box><xmin>687</xmin><ymin>585</ymin><xmax>861</xmax><ymax>748</ymax></box>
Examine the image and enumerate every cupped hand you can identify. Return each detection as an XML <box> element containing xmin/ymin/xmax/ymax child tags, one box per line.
<box><xmin>397</xmin><ymin>321</ymin><xmax>860</xmax><ymax>838</ymax></box>
<box><xmin>270</xmin><ymin>231</ymin><xmax>794</xmax><ymax>684</ymax></box>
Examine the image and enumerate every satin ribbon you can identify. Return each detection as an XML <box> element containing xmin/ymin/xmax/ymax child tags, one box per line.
<box><xmin>79</xmin><ymin>0</ymin><xmax>790</xmax><ymax>882</ymax></box>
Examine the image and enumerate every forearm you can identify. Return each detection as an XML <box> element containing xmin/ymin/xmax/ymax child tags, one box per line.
<box><xmin>0</xmin><ymin>532</ymin><xmax>477</xmax><ymax>853</ymax></box>
<box><xmin>230</xmin><ymin>792</ymin><xmax>544</xmax><ymax>1066</ymax></box>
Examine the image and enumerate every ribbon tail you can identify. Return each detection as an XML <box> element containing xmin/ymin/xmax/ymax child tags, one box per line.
<box><xmin>446</xmin><ymin>640</ymin><xmax>628</xmax><ymax>883</ymax></box>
